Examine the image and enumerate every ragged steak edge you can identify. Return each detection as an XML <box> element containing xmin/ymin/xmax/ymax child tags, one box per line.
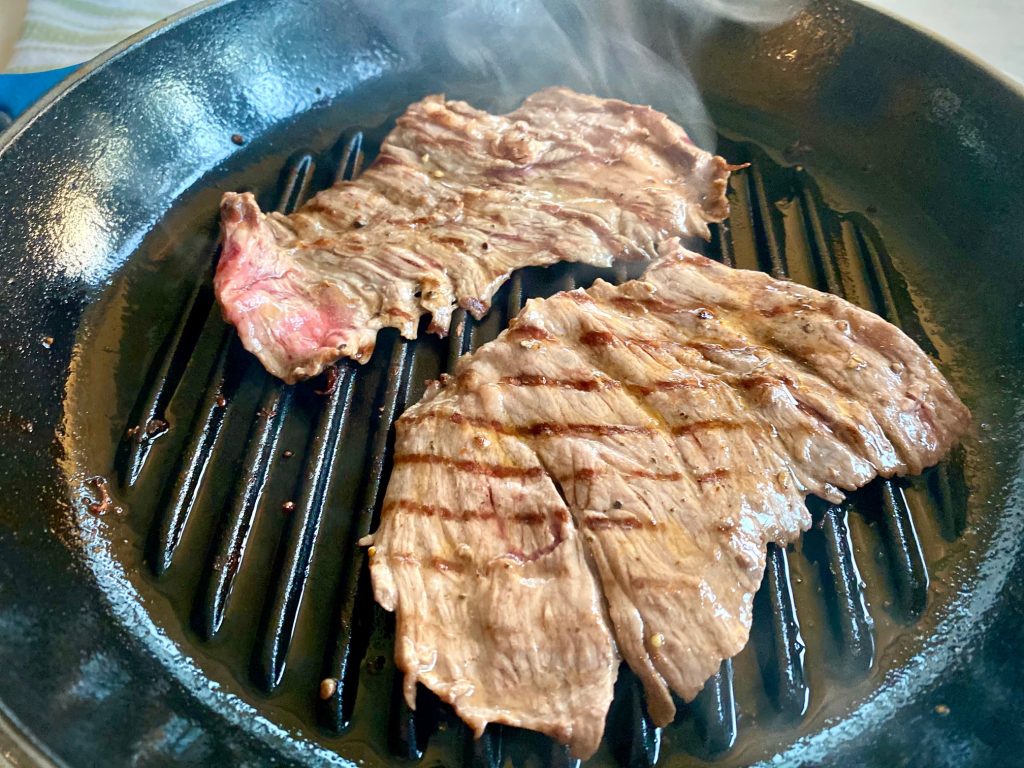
<box><xmin>215</xmin><ymin>88</ymin><xmax>735</xmax><ymax>383</ymax></box>
<box><xmin>363</xmin><ymin>240</ymin><xmax>969</xmax><ymax>759</ymax></box>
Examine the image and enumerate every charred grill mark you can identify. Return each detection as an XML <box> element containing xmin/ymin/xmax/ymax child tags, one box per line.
<box><xmin>582</xmin><ymin>515</ymin><xmax>657</xmax><ymax>531</ymax></box>
<box><xmin>506</xmin><ymin>324</ymin><xmax>556</xmax><ymax>343</ymax></box>
<box><xmin>738</xmin><ymin>374</ymin><xmax>794</xmax><ymax>390</ymax></box>
<box><xmin>386</xmin><ymin>505</ymin><xmax>568</xmax><ymax>568</ymax></box>
<box><xmin>625</xmin><ymin>378</ymin><xmax>707</xmax><ymax>396</ymax></box>
<box><xmin>513</xmin><ymin>511</ymin><xmax>550</xmax><ymax>525</ymax></box>
<box><xmin>434</xmin><ymin>236</ymin><xmax>467</xmax><ymax>247</ymax></box>
<box><xmin>671</xmin><ymin>419</ymin><xmax>745</xmax><ymax>437</ymax></box>
<box><xmin>698</xmin><ymin>468</ymin><xmax>730</xmax><ymax>484</ymax></box>
<box><xmin>369</xmin><ymin>152</ymin><xmax>402</xmax><ymax>167</ymax></box>
<box><xmin>565</xmin><ymin>292</ymin><xmax>596</xmax><ymax>306</ymax></box>
<box><xmin>416</xmin><ymin>411</ymin><xmax>659</xmax><ymax>439</ymax></box>
<box><xmin>576</xmin><ymin>467</ymin><xmax>684</xmax><ymax>482</ymax></box>
<box><xmin>579</xmin><ymin>330</ymin><xmax>759</xmax><ymax>362</ymax></box>
<box><xmin>385</xmin><ymin>499</ymin><xmax>552</xmax><ymax>526</ymax></box>
<box><xmin>499</xmin><ymin>374</ymin><xmax>613</xmax><ymax>392</ymax></box>
<box><xmin>579</xmin><ymin>329</ymin><xmax>615</xmax><ymax>346</ymax></box>
<box><xmin>393</xmin><ymin>453</ymin><xmax>544</xmax><ymax>479</ymax></box>
<box><xmin>497</xmin><ymin>374</ymin><xmax>707</xmax><ymax>396</ymax></box>
<box><xmin>793</xmin><ymin>400</ymin><xmax>864</xmax><ymax>447</ymax></box>
<box><xmin>795</xmin><ymin>400</ymin><xmax>830</xmax><ymax>425</ymax></box>
<box><xmin>404</xmin><ymin>411</ymin><xmax>752</xmax><ymax>446</ymax></box>
<box><xmin>523</xmin><ymin>422</ymin><xmax>653</xmax><ymax>438</ymax></box>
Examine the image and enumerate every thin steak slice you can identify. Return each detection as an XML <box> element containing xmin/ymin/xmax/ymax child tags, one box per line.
<box><xmin>363</xmin><ymin>239</ymin><xmax>970</xmax><ymax>758</ymax></box>
<box><xmin>216</xmin><ymin>88</ymin><xmax>735</xmax><ymax>383</ymax></box>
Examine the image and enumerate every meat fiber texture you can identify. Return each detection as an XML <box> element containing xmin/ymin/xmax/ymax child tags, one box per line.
<box><xmin>216</xmin><ymin>88</ymin><xmax>734</xmax><ymax>383</ymax></box>
<box><xmin>363</xmin><ymin>240</ymin><xmax>970</xmax><ymax>758</ymax></box>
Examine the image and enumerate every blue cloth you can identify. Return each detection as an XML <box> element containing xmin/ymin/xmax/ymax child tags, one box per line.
<box><xmin>0</xmin><ymin>64</ymin><xmax>77</xmax><ymax>121</ymax></box>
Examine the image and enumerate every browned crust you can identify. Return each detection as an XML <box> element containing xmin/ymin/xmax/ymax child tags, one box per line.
<box><xmin>393</xmin><ymin>453</ymin><xmax>544</xmax><ymax>479</ymax></box>
<box><xmin>383</xmin><ymin>499</ymin><xmax>552</xmax><ymax>526</ymax></box>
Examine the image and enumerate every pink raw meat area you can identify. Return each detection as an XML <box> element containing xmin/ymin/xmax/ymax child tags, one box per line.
<box><xmin>214</xmin><ymin>88</ymin><xmax>737</xmax><ymax>383</ymax></box>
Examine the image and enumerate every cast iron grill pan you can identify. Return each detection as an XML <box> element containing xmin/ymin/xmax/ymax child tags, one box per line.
<box><xmin>96</xmin><ymin>124</ymin><xmax>969</xmax><ymax>767</ymax></box>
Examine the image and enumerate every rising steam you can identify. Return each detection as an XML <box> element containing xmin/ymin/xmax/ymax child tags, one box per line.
<box><xmin>353</xmin><ymin>0</ymin><xmax>802</xmax><ymax>150</ymax></box>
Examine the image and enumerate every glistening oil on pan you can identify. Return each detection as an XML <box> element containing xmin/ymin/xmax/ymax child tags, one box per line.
<box><xmin>61</xmin><ymin>117</ymin><xmax>988</xmax><ymax>767</ymax></box>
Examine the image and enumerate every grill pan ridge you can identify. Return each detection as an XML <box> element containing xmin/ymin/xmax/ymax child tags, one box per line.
<box><xmin>3</xmin><ymin>0</ymin><xmax>1024</xmax><ymax>766</ymax></box>
<box><xmin>91</xmin><ymin>130</ymin><xmax>966</xmax><ymax>768</ymax></box>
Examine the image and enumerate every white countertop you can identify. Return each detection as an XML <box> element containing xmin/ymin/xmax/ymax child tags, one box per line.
<box><xmin>865</xmin><ymin>0</ymin><xmax>1024</xmax><ymax>82</ymax></box>
<box><xmin>1</xmin><ymin>1</ymin><xmax>1022</xmax><ymax>82</ymax></box>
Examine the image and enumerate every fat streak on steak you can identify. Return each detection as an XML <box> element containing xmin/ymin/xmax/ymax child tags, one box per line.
<box><xmin>363</xmin><ymin>240</ymin><xmax>970</xmax><ymax>758</ymax></box>
<box><xmin>216</xmin><ymin>88</ymin><xmax>736</xmax><ymax>383</ymax></box>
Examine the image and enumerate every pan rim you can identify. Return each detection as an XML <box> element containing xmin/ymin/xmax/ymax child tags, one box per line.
<box><xmin>0</xmin><ymin>701</ymin><xmax>67</xmax><ymax>768</ymax></box>
<box><xmin>1</xmin><ymin>0</ymin><xmax>1024</xmax><ymax>158</ymax></box>
<box><xmin>0</xmin><ymin>0</ymin><xmax>226</xmax><ymax>150</ymax></box>
<box><xmin>857</xmin><ymin>0</ymin><xmax>1023</xmax><ymax>89</ymax></box>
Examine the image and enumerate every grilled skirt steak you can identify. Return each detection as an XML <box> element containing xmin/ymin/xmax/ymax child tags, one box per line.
<box><xmin>216</xmin><ymin>88</ymin><xmax>735</xmax><ymax>382</ymax></box>
<box><xmin>363</xmin><ymin>240</ymin><xmax>970</xmax><ymax>758</ymax></box>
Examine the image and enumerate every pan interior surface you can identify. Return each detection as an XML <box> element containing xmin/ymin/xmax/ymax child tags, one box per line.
<box><xmin>59</xmin><ymin>111</ymin><xmax>1000</xmax><ymax>768</ymax></box>
<box><xmin>3</xmin><ymin>1</ymin><xmax>1024</xmax><ymax>767</ymax></box>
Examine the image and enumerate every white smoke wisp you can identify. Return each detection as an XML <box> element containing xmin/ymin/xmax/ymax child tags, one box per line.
<box><xmin>688</xmin><ymin>0</ymin><xmax>802</xmax><ymax>25</ymax></box>
<box><xmin>353</xmin><ymin>0</ymin><xmax>803</xmax><ymax>151</ymax></box>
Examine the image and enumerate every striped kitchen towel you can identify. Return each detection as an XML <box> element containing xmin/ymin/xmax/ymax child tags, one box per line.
<box><xmin>7</xmin><ymin>0</ymin><xmax>198</xmax><ymax>73</ymax></box>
